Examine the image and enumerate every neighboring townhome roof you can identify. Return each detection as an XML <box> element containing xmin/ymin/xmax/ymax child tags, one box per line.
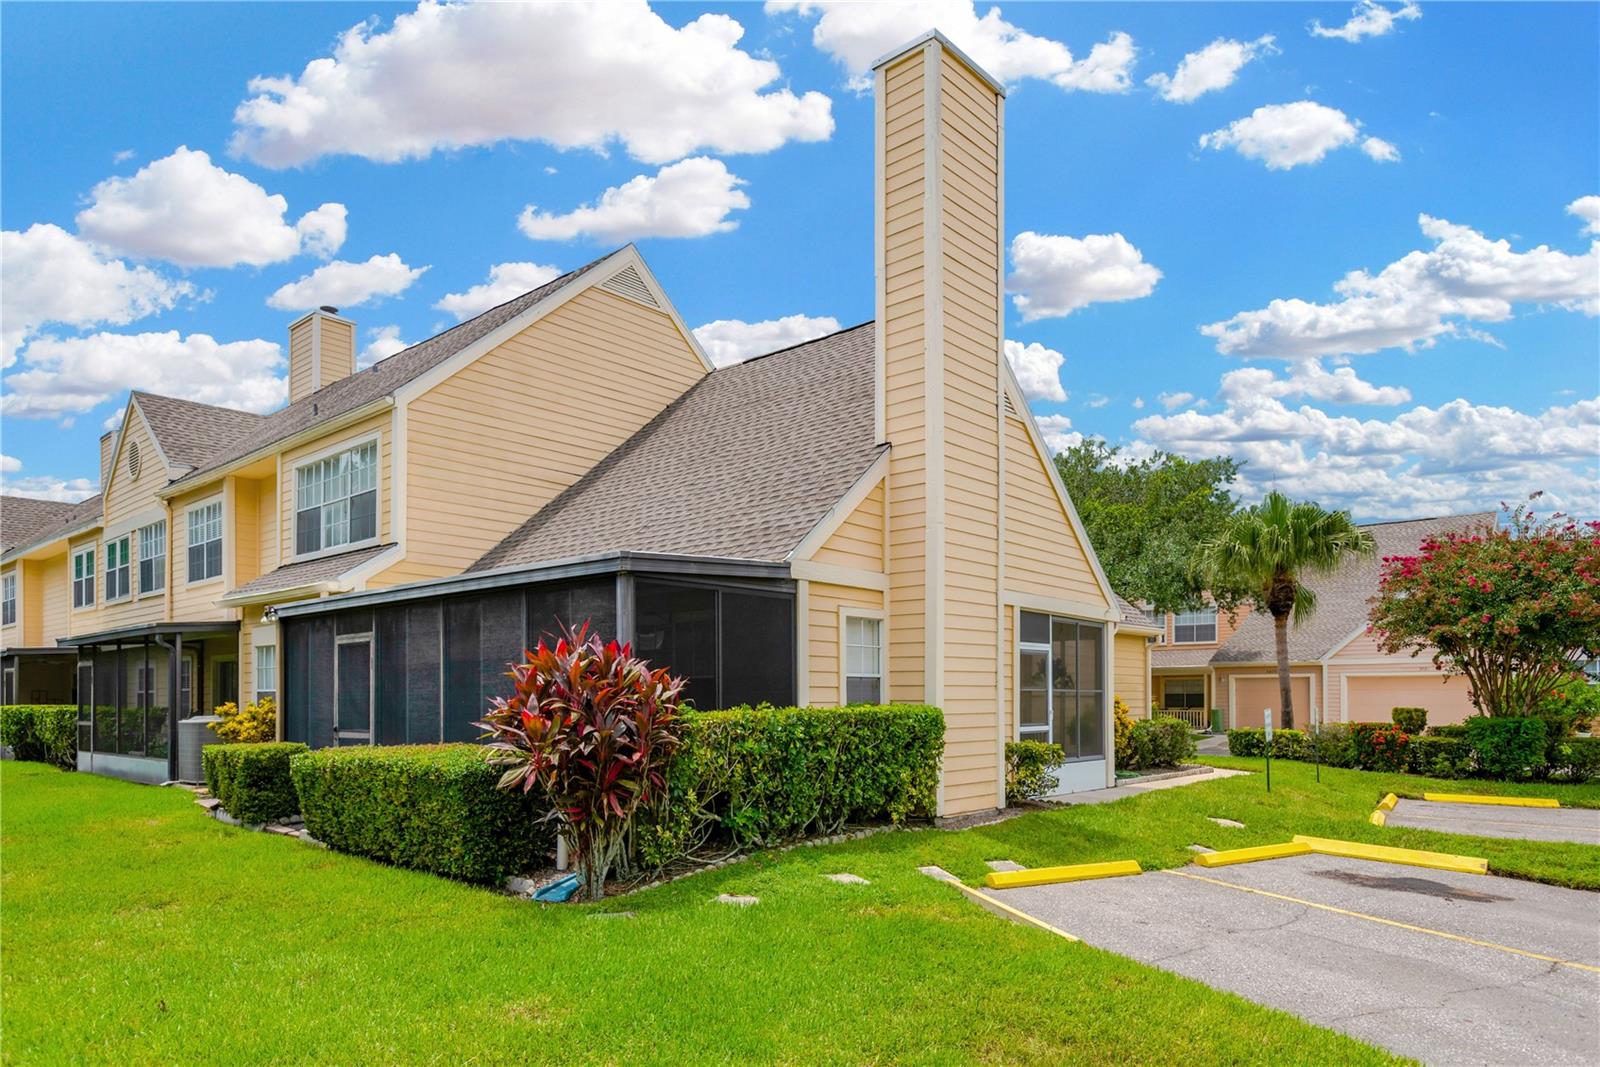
<box><xmin>1210</xmin><ymin>511</ymin><xmax>1494</xmax><ymax>665</ymax></box>
<box><xmin>223</xmin><ymin>542</ymin><xmax>398</xmax><ymax>604</ymax></box>
<box><xmin>1114</xmin><ymin>594</ymin><xmax>1163</xmax><ymax>634</ymax></box>
<box><xmin>133</xmin><ymin>392</ymin><xmax>269</xmax><ymax>472</ymax></box>
<box><xmin>2</xmin><ymin>496</ymin><xmax>87</xmax><ymax>555</ymax></box>
<box><xmin>472</xmin><ymin>322</ymin><xmax>885</xmax><ymax>571</ymax></box>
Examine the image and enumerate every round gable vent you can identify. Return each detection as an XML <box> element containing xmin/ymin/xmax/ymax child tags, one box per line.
<box><xmin>128</xmin><ymin>441</ymin><xmax>142</xmax><ymax>480</ymax></box>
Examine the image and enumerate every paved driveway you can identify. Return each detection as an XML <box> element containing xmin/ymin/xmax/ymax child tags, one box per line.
<box><xmin>1386</xmin><ymin>798</ymin><xmax>1600</xmax><ymax>845</ymax></box>
<box><xmin>990</xmin><ymin>854</ymin><xmax>1600</xmax><ymax>1066</ymax></box>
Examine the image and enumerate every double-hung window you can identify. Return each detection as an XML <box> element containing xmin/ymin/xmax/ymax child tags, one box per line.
<box><xmin>2</xmin><ymin>573</ymin><xmax>15</xmax><ymax>626</ymax></box>
<box><xmin>842</xmin><ymin>614</ymin><xmax>884</xmax><ymax>704</ymax></box>
<box><xmin>254</xmin><ymin>645</ymin><xmax>277</xmax><ymax>704</ymax></box>
<box><xmin>1172</xmin><ymin>607</ymin><xmax>1217</xmax><ymax>644</ymax></box>
<box><xmin>295</xmin><ymin>440</ymin><xmax>378</xmax><ymax>556</ymax></box>
<box><xmin>105</xmin><ymin>536</ymin><xmax>131</xmax><ymax>601</ymax></box>
<box><xmin>72</xmin><ymin>546</ymin><xmax>96</xmax><ymax>608</ymax></box>
<box><xmin>138</xmin><ymin>521</ymin><xmax>166</xmax><ymax>593</ymax></box>
<box><xmin>187</xmin><ymin>501</ymin><xmax>223</xmax><ymax>582</ymax></box>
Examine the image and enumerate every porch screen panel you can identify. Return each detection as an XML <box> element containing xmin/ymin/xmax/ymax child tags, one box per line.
<box><xmin>478</xmin><ymin>590</ymin><xmax>524</xmax><ymax>715</ymax></box>
<box><xmin>374</xmin><ymin>607</ymin><xmax>407</xmax><ymax>745</ymax></box>
<box><xmin>525</xmin><ymin>578</ymin><xmax>617</xmax><ymax>649</ymax></box>
<box><xmin>719</xmin><ymin>590</ymin><xmax>795</xmax><ymax>709</ymax></box>
<box><xmin>335</xmin><ymin>638</ymin><xmax>372</xmax><ymax>741</ymax></box>
<box><xmin>634</xmin><ymin>581</ymin><xmax>717</xmax><ymax>709</ymax></box>
<box><xmin>442</xmin><ymin>599</ymin><xmax>481</xmax><ymax>742</ymax></box>
<box><xmin>282</xmin><ymin>621</ymin><xmax>310</xmax><ymax>743</ymax></box>
<box><xmin>76</xmin><ymin>661</ymin><xmax>94</xmax><ymax>755</ymax></box>
<box><xmin>303</xmin><ymin>617</ymin><xmax>337</xmax><ymax>748</ymax></box>
<box><xmin>93</xmin><ymin>649</ymin><xmax>118</xmax><ymax>754</ymax></box>
<box><xmin>405</xmin><ymin>605</ymin><xmax>442</xmax><ymax>743</ymax></box>
<box><xmin>146</xmin><ymin>644</ymin><xmax>171</xmax><ymax>760</ymax></box>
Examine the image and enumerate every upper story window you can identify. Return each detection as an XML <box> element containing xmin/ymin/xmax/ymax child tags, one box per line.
<box><xmin>2</xmin><ymin>573</ymin><xmax>15</xmax><ymax>626</ymax></box>
<box><xmin>139</xmin><ymin>521</ymin><xmax>166</xmax><ymax>593</ymax></box>
<box><xmin>295</xmin><ymin>440</ymin><xmax>378</xmax><ymax>556</ymax></box>
<box><xmin>843</xmin><ymin>613</ymin><xmax>884</xmax><ymax>704</ymax></box>
<box><xmin>187</xmin><ymin>501</ymin><xmax>223</xmax><ymax>583</ymax></box>
<box><xmin>105</xmin><ymin>536</ymin><xmax>132</xmax><ymax>602</ymax></box>
<box><xmin>72</xmin><ymin>546</ymin><xmax>96</xmax><ymax>609</ymax></box>
<box><xmin>1173</xmin><ymin>607</ymin><xmax>1218</xmax><ymax>644</ymax></box>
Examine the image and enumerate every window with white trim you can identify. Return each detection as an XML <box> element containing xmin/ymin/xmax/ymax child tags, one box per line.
<box><xmin>72</xmin><ymin>546</ymin><xmax>96</xmax><ymax>608</ymax></box>
<box><xmin>138</xmin><ymin>521</ymin><xmax>166</xmax><ymax>593</ymax></box>
<box><xmin>105</xmin><ymin>535</ymin><xmax>131</xmax><ymax>601</ymax></box>
<box><xmin>254</xmin><ymin>645</ymin><xmax>277</xmax><ymax>704</ymax></box>
<box><xmin>1162</xmin><ymin>677</ymin><xmax>1206</xmax><ymax>711</ymax></box>
<box><xmin>1017</xmin><ymin>610</ymin><xmax>1106</xmax><ymax>761</ymax></box>
<box><xmin>1173</xmin><ymin>607</ymin><xmax>1217</xmax><ymax>644</ymax></box>
<box><xmin>187</xmin><ymin>501</ymin><xmax>223</xmax><ymax>582</ymax></box>
<box><xmin>295</xmin><ymin>441</ymin><xmax>378</xmax><ymax>556</ymax></box>
<box><xmin>2</xmin><ymin>573</ymin><xmax>15</xmax><ymax>626</ymax></box>
<box><xmin>843</xmin><ymin>614</ymin><xmax>884</xmax><ymax>704</ymax></box>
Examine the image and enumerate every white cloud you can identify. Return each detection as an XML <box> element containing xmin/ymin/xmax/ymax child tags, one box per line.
<box><xmin>0</xmin><ymin>454</ymin><xmax>19</xmax><ymax>474</ymax></box>
<box><xmin>266</xmin><ymin>254</ymin><xmax>428</xmax><ymax>311</ymax></box>
<box><xmin>1202</xmin><ymin>209</ymin><xmax>1600</xmax><ymax>359</ymax></box>
<box><xmin>1</xmin><ymin>224</ymin><xmax>192</xmax><ymax>367</ymax></box>
<box><xmin>230</xmin><ymin>1</ymin><xmax>832</xmax><ymax>167</ymax></box>
<box><xmin>0</xmin><ymin>474</ymin><xmax>99</xmax><ymax>503</ymax></box>
<box><xmin>1007</xmin><ymin>231</ymin><xmax>1162</xmax><ymax>321</ymax></box>
<box><xmin>1360</xmin><ymin>136</ymin><xmax>1401</xmax><ymax>163</ymax></box>
<box><xmin>1003</xmin><ymin>339</ymin><xmax>1067</xmax><ymax>402</ymax></box>
<box><xmin>518</xmin><ymin>158</ymin><xmax>749</xmax><ymax>243</ymax></box>
<box><xmin>1217</xmin><ymin>362</ymin><xmax>1412</xmax><ymax>406</ymax></box>
<box><xmin>1199</xmin><ymin>101</ymin><xmax>1392</xmax><ymax>170</ymax></box>
<box><xmin>1146</xmin><ymin>34</ymin><xmax>1276</xmax><ymax>103</ymax></box>
<box><xmin>112</xmin><ymin>149</ymin><xmax>136</xmax><ymax>164</ymax></box>
<box><xmin>1034</xmin><ymin>413</ymin><xmax>1082</xmax><ymax>453</ymax></box>
<box><xmin>434</xmin><ymin>262</ymin><xmax>564</xmax><ymax>320</ymax></box>
<box><xmin>359</xmin><ymin>325</ymin><xmax>408</xmax><ymax>368</ymax></box>
<box><xmin>1085</xmin><ymin>394</ymin><xmax>1110</xmax><ymax>409</ymax></box>
<box><xmin>75</xmin><ymin>147</ymin><xmax>346</xmax><ymax>268</ymax></box>
<box><xmin>1310</xmin><ymin>1</ymin><xmax>1422</xmax><ymax>43</ymax></box>
<box><xmin>2</xmin><ymin>331</ymin><xmax>284</xmax><ymax>420</ymax></box>
<box><xmin>692</xmin><ymin>313</ymin><xmax>841</xmax><ymax>367</ymax></box>
<box><xmin>1568</xmin><ymin>195</ymin><xmax>1600</xmax><ymax>236</ymax></box>
<box><xmin>1158</xmin><ymin>391</ymin><xmax>1196</xmax><ymax>410</ymax></box>
<box><xmin>1132</xmin><ymin>396</ymin><xmax>1145</xmax><ymax>409</ymax></box>
<box><xmin>768</xmin><ymin>1</ymin><xmax>1135</xmax><ymax>93</ymax></box>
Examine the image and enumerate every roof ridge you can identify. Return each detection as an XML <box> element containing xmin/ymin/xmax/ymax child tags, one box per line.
<box><xmin>711</xmin><ymin>319</ymin><xmax>874</xmax><ymax>371</ymax></box>
<box><xmin>1358</xmin><ymin>511</ymin><xmax>1495</xmax><ymax>529</ymax></box>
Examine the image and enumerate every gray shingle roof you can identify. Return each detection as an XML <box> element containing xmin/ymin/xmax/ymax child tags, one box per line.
<box><xmin>1115</xmin><ymin>594</ymin><xmax>1161</xmax><ymax>631</ymax></box>
<box><xmin>2</xmin><ymin>496</ymin><xmax>88</xmax><ymax>554</ymax></box>
<box><xmin>226</xmin><ymin>543</ymin><xmax>396</xmax><ymax>600</ymax></box>
<box><xmin>1210</xmin><ymin>512</ymin><xmax>1493</xmax><ymax>664</ymax></box>
<box><xmin>472</xmin><ymin>322</ymin><xmax>885</xmax><ymax>571</ymax></box>
<box><xmin>1151</xmin><ymin>645</ymin><xmax>1219</xmax><ymax>670</ymax></box>
<box><xmin>134</xmin><ymin>392</ymin><xmax>269</xmax><ymax>471</ymax></box>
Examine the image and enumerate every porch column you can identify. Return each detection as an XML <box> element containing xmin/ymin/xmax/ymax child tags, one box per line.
<box><xmin>167</xmin><ymin>633</ymin><xmax>182</xmax><ymax>782</ymax></box>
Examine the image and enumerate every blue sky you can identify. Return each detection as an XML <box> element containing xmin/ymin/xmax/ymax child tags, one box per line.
<box><xmin>2</xmin><ymin>1</ymin><xmax>1596</xmax><ymax>521</ymax></box>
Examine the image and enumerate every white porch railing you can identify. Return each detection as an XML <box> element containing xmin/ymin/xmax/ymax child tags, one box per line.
<box><xmin>1156</xmin><ymin>707</ymin><xmax>1209</xmax><ymax>731</ymax></box>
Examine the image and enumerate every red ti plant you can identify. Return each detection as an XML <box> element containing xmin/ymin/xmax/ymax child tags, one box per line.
<box><xmin>479</xmin><ymin>622</ymin><xmax>686</xmax><ymax>901</ymax></box>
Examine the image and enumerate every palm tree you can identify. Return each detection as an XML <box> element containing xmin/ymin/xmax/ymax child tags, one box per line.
<box><xmin>1193</xmin><ymin>492</ymin><xmax>1374</xmax><ymax>730</ymax></box>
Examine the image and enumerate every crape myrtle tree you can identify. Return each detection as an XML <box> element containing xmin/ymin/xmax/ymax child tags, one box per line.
<box><xmin>1368</xmin><ymin>502</ymin><xmax>1600</xmax><ymax>717</ymax></box>
<box><xmin>1193</xmin><ymin>492</ymin><xmax>1375</xmax><ymax>729</ymax></box>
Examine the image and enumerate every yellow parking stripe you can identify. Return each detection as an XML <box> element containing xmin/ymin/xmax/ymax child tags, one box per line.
<box><xmin>949</xmin><ymin>881</ymin><xmax>1080</xmax><ymax>942</ymax></box>
<box><xmin>1160</xmin><ymin>869</ymin><xmax>1599</xmax><ymax>974</ymax></box>
<box><xmin>1423</xmin><ymin>792</ymin><xmax>1560</xmax><ymax>809</ymax></box>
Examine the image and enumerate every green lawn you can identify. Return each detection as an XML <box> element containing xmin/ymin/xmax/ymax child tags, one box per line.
<box><xmin>6</xmin><ymin>759</ymin><xmax>1594</xmax><ymax>1065</ymax></box>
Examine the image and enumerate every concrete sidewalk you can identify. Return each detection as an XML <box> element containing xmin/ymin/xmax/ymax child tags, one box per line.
<box><xmin>1055</xmin><ymin>765</ymin><xmax>1249</xmax><ymax>806</ymax></box>
<box><xmin>1387</xmin><ymin>798</ymin><xmax>1600</xmax><ymax>845</ymax></box>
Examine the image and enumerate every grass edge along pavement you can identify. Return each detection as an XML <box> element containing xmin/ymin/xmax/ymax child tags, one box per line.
<box><xmin>0</xmin><ymin>760</ymin><xmax>1415</xmax><ymax>1066</ymax></box>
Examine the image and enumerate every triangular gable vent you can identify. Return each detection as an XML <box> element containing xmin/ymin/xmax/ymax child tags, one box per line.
<box><xmin>1002</xmin><ymin>391</ymin><xmax>1018</xmax><ymax>417</ymax></box>
<box><xmin>599</xmin><ymin>265</ymin><xmax>660</xmax><ymax>309</ymax></box>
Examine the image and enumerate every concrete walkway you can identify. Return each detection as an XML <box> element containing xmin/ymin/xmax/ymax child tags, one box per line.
<box><xmin>1056</xmin><ymin>765</ymin><xmax>1249</xmax><ymax>806</ymax></box>
<box><xmin>1387</xmin><ymin>798</ymin><xmax>1600</xmax><ymax>845</ymax></box>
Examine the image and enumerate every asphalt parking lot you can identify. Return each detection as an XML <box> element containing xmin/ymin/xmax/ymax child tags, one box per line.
<box><xmin>990</xmin><ymin>853</ymin><xmax>1600</xmax><ymax>1066</ymax></box>
<box><xmin>1386</xmin><ymin>798</ymin><xmax>1600</xmax><ymax>844</ymax></box>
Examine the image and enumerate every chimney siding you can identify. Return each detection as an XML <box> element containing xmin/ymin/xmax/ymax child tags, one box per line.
<box><xmin>287</xmin><ymin>310</ymin><xmax>357</xmax><ymax>403</ymax></box>
<box><xmin>876</xmin><ymin>36</ymin><xmax>1004</xmax><ymax>815</ymax></box>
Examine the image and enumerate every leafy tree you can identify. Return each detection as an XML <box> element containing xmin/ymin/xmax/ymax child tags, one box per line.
<box><xmin>1369</xmin><ymin>504</ymin><xmax>1600</xmax><ymax>717</ymax></box>
<box><xmin>1193</xmin><ymin>492</ymin><xmax>1375</xmax><ymax>729</ymax></box>
<box><xmin>1053</xmin><ymin>440</ymin><xmax>1241</xmax><ymax>613</ymax></box>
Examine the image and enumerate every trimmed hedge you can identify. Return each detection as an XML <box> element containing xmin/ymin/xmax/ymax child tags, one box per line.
<box><xmin>1124</xmin><ymin>716</ymin><xmax>1197</xmax><ymax>769</ymax></box>
<box><xmin>1005</xmin><ymin>740</ymin><xmax>1064</xmax><ymax>803</ymax></box>
<box><xmin>0</xmin><ymin>705</ymin><xmax>77</xmax><ymax>769</ymax></box>
<box><xmin>1225</xmin><ymin>727</ymin><xmax>1308</xmax><ymax>760</ymax></box>
<box><xmin>202</xmin><ymin>742</ymin><xmax>306</xmax><ymax>825</ymax></box>
<box><xmin>1391</xmin><ymin>707</ymin><xmax>1427</xmax><ymax>734</ymax></box>
<box><xmin>291</xmin><ymin>745</ymin><xmax>553</xmax><ymax>885</ymax></box>
<box><xmin>1547</xmin><ymin>736</ymin><xmax>1600</xmax><ymax>784</ymax></box>
<box><xmin>1465</xmin><ymin>716</ymin><xmax>1547</xmax><ymax>780</ymax></box>
<box><xmin>1407</xmin><ymin>735</ymin><xmax>1470</xmax><ymax>778</ymax></box>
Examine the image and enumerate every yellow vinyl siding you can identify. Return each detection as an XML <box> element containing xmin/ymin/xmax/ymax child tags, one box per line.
<box><xmin>277</xmin><ymin>412</ymin><xmax>392</xmax><ymax>561</ymax></box>
<box><xmin>233</xmin><ymin>478</ymin><xmax>262</xmax><ymax>591</ymax></box>
<box><xmin>93</xmin><ymin>408</ymin><xmax>170</xmax><ymax>627</ymax></box>
<box><xmin>319</xmin><ymin>318</ymin><xmax>355</xmax><ymax>385</ymax></box>
<box><xmin>811</xmin><ymin>480</ymin><xmax>886</xmax><ymax>571</ymax></box>
<box><xmin>257</xmin><ymin>473</ymin><xmax>279</xmax><ymax>578</ymax></box>
<box><xmin>65</xmin><ymin>531</ymin><xmax>103</xmax><ymax>637</ymax></box>
<box><xmin>169</xmin><ymin>485</ymin><xmax>229</xmax><ymax>620</ymax></box>
<box><xmin>1114</xmin><ymin>631</ymin><xmax>1150</xmax><ymax>714</ymax></box>
<box><xmin>36</xmin><ymin>555</ymin><xmax>68</xmax><ymax>644</ymax></box>
<box><xmin>386</xmin><ymin>285</ymin><xmax>706</xmax><ymax>583</ymax></box>
<box><xmin>1002</xmin><ymin>415</ymin><xmax>1108</xmax><ymax>609</ymax></box>
<box><xmin>806</xmin><ymin>583</ymin><xmax>885</xmax><ymax>705</ymax></box>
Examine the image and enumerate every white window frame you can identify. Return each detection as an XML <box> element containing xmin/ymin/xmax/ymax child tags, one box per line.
<box><xmin>292</xmin><ymin>435</ymin><xmax>380</xmax><ymax>562</ymax></box>
<box><xmin>1</xmin><ymin>572</ymin><xmax>15</xmax><ymax>627</ymax></box>
<box><xmin>837</xmin><ymin>607</ymin><xmax>886</xmax><ymax>705</ymax></box>
<box><xmin>104</xmin><ymin>535</ymin><xmax>132</xmax><ymax>603</ymax></box>
<box><xmin>334</xmin><ymin>632</ymin><xmax>375</xmax><ymax>743</ymax></box>
<box><xmin>1015</xmin><ymin>609</ymin><xmax>1108</xmax><ymax>763</ymax></box>
<box><xmin>253</xmin><ymin>643</ymin><xmax>277</xmax><ymax>705</ymax></box>
<box><xmin>71</xmin><ymin>545</ymin><xmax>96</xmax><ymax>610</ymax></box>
<box><xmin>185</xmin><ymin>497</ymin><xmax>224</xmax><ymax>585</ymax></box>
<box><xmin>138</xmin><ymin>520</ymin><xmax>166</xmax><ymax>596</ymax></box>
<box><xmin>1172</xmin><ymin>607</ymin><xmax>1218</xmax><ymax>645</ymax></box>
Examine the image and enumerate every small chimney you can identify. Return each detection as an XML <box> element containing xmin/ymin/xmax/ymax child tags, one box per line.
<box><xmin>287</xmin><ymin>306</ymin><xmax>357</xmax><ymax>404</ymax></box>
<box><xmin>100</xmin><ymin>431</ymin><xmax>114</xmax><ymax>489</ymax></box>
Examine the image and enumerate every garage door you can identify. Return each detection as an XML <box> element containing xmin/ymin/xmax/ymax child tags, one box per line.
<box><xmin>1232</xmin><ymin>675</ymin><xmax>1314</xmax><ymax>730</ymax></box>
<box><xmin>1344</xmin><ymin>674</ymin><xmax>1477</xmax><ymax>726</ymax></box>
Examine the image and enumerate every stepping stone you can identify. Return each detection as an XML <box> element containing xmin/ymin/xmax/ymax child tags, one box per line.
<box><xmin>1207</xmin><ymin>817</ymin><xmax>1245</xmax><ymax>829</ymax></box>
<box><xmin>589</xmin><ymin>911</ymin><xmax>635</xmax><ymax>919</ymax></box>
<box><xmin>197</xmin><ymin>797</ymin><xmax>220</xmax><ymax>811</ymax></box>
<box><xmin>825</xmin><ymin>872</ymin><xmax>870</xmax><ymax>885</ymax></box>
<box><xmin>1187</xmin><ymin>844</ymin><xmax>1216</xmax><ymax>854</ymax></box>
<box><xmin>985</xmin><ymin>859</ymin><xmax>1026</xmax><ymax>872</ymax></box>
<box><xmin>505</xmin><ymin>876</ymin><xmax>541</xmax><ymax>896</ymax></box>
<box><xmin>716</xmin><ymin>893</ymin><xmax>759</xmax><ymax>907</ymax></box>
<box><xmin>917</xmin><ymin>865</ymin><xmax>959</xmax><ymax>883</ymax></box>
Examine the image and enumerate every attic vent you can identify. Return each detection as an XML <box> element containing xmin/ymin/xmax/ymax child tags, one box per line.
<box><xmin>599</xmin><ymin>265</ymin><xmax>660</xmax><ymax>308</ymax></box>
<box><xmin>127</xmin><ymin>441</ymin><xmax>142</xmax><ymax>480</ymax></box>
<box><xmin>1002</xmin><ymin>392</ymin><xmax>1018</xmax><ymax>417</ymax></box>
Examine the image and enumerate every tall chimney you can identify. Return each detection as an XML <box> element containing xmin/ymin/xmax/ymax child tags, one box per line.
<box><xmin>874</xmin><ymin>33</ymin><xmax>1006</xmax><ymax>816</ymax></box>
<box><xmin>99</xmin><ymin>431</ymin><xmax>114</xmax><ymax>489</ymax></box>
<box><xmin>287</xmin><ymin>306</ymin><xmax>357</xmax><ymax>404</ymax></box>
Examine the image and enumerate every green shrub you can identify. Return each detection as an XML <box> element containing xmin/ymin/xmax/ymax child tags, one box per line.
<box><xmin>1308</xmin><ymin>724</ymin><xmax>1357</xmax><ymax>767</ymax></box>
<box><xmin>0</xmin><ymin>705</ymin><xmax>77</xmax><ymax>769</ymax></box>
<box><xmin>1225</xmin><ymin>727</ymin><xmax>1307</xmax><ymax>761</ymax></box>
<box><xmin>1391</xmin><ymin>707</ymin><xmax>1427</xmax><ymax>734</ymax></box>
<box><xmin>291</xmin><ymin>745</ymin><xmax>554</xmax><ymax>885</ymax></box>
<box><xmin>1428</xmin><ymin>722</ymin><xmax>1470</xmax><ymax>739</ymax></box>
<box><xmin>208</xmin><ymin>696</ymin><xmax>278</xmax><ymax>744</ymax></box>
<box><xmin>1407</xmin><ymin>735</ymin><xmax>1470</xmax><ymax>778</ymax></box>
<box><xmin>1005</xmin><ymin>740</ymin><xmax>1065</xmax><ymax>803</ymax></box>
<box><xmin>1350</xmin><ymin>723</ymin><xmax>1412</xmax><ymax>772</ymax></box>
<box><xmin>1539</xmin><ymin>678</ymin><xmax>1598</xmax><ymax>732</ymax></box>
<box><xmin>1546</xmin><ymin>736</ymin><xmax>1600</xmax><ymax>783</ymax></box>
<box><xmin>1465</xmin><ymin>716</ymin><xmax>1547</xmax><ymax>780</ymax></box>
<box><xmin>1226</xmin><ymin>728</ymin><xmax>1264</xmax><ymax>757</ymax></box>
<box><xmin>1124</xmin><ymin>716</ymin><xmax>1196</xmax><ymax>769</ymax></box>
<box><xmin>202</xmin><ymin>742</ymin><xmax>306</xmax><ymax>825</ymax></box>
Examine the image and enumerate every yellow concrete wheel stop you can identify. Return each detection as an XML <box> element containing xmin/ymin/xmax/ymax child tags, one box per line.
<box><xmin>983</xmin><ymin>860</ymin><xmax>1142</xmax><ymax>889</ymax></box>
<box><xmin>1292</xmin><ymin>835</ymin><xmax>1488</xmax><ymax>875</ymax></box>
<box><xmin>1423</xmin><ymin>792</ymin><xmax>1560</xmax><ymax>809</ymax></box>
<box><xmin>1369</xmin><ymin>809</ymin><xmax>1387</xmax><ymax>827</ymax></box>
<box><xmin>1194</xmin><ymin>841</ymin><xmax>1312</xmax><ymax>868</ymax></box>
<box><xmin>1378</xmin><ymin>793</ymin><xmax>1399</xmax><ymax>811</ymax></box>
